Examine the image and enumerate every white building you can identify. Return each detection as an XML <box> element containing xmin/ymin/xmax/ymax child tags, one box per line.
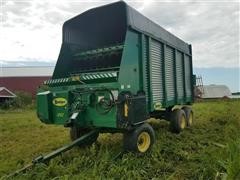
<box><xmin>202</xmin><ymin>85</ymin><xmax>232</xmax><ymax>99</ymax></box>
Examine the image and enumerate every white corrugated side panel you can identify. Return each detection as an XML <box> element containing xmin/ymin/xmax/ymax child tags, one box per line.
<box><xmin>176</xmin><ymin>51</ymin><xmax>184</xmax><ymax>99</ymax></box>
<box><xmin>184</xmin><ymin>55</ymin><xmax>192</xmax><ymax>98</ymax></box>
<box><xmin>143</xmin><ymin>36</ymin><xmax>149</xmax><ymax>101</ymax></box>
<box><xmin>150</xmin><ymin>39</ymin><xmax>164</xmax><ymax>103</ymax></box>
<box><xmin>165</xmin><ymin>46</ymin><xmax>175</xmax><ymax>101</ymax></box>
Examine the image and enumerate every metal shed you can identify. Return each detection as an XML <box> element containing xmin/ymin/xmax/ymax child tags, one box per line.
<box><xmin>202</xmin><ymin>85</ymin><xmax>231</xmax><ymax>99</ymax></box>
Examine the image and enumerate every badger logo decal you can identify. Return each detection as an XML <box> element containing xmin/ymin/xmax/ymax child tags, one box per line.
<box><xmin>53</xmin><ymin>98</ymin><xmax>67</xmax><ymax>107</ymax></box>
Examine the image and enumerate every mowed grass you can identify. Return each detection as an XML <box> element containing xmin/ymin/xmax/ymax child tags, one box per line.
<box><xmin>0</xmin><ymin>100</ymin><xmax>240</xmax><ymax>179</ymax></box>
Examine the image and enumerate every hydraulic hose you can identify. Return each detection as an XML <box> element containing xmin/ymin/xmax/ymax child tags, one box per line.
<box><xmin>70</xmin><ymin>88</ymin><xmax>115</xmax><ymax>115</ymax></box>
<box><xmin>95</xmin><ymin>89</ymin><xmax>115</xmax><ymax>115</ymax></box>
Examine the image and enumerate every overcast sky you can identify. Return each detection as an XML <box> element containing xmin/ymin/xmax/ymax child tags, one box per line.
<box><xmin>0</xmin><ymin>0</ymin><xmax>239</xmax><ymax>68</ymax></box>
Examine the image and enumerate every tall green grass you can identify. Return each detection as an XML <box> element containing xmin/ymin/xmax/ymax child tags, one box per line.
<box><xmin>218</xmin><ymin>140</ymin><xmax>240</xmax><ymax>179</ymax></box>
<box><xmin>0</xmin><ymin>100</ymin><xmax>239</xmax><ymax>179</ymax></box>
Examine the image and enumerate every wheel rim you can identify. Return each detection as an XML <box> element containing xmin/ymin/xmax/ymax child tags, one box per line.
<box><xmin>137</xmin><ymin>132</ymin><xmax>151</xmax><ymax>153</ymax></box>
<box><xmin>188</xmin><ymin>112</ymin><xmax>193</xmax><ymax>125</ymax></box>
<box><xmin>180</xmin><ymin>114</ymin><xmax>186</xmax><ymax>129</ymax></box>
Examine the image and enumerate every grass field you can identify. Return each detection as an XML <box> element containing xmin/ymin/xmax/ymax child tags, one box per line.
<box><xmin>0</xmin><ymin>100</ymin><xmax>240</xmax><ymax>179</ymax></box>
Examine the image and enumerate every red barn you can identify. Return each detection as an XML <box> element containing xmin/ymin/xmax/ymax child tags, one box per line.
<box><xmin>0</xmin><ymin>67</ymin><xmax>54</xmax><ymax>97</ymax></box>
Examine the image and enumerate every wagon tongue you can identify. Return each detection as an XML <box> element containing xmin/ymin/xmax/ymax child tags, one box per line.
<box><xmin>7</xmin><ymin>130</ymin><xmax>98</xmax><ymax>178</ymax></box>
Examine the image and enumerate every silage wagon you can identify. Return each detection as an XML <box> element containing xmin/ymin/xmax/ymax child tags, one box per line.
<box><xmin>37</xmin><ymin>1</ymin><xmax>194</xmax><ymax>153</ymax></box>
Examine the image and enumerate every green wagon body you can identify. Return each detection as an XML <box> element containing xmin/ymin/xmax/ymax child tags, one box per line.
<box><xmin>37</xmin><ymin>2</ymin><xmax>193</xmax><ymax>134</ymax></box>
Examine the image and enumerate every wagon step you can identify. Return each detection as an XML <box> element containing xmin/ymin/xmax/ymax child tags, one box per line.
<box><xmin>7</xmin><ymin>130</ymin><xmax>99</xmax><ymax>178</ymax></box>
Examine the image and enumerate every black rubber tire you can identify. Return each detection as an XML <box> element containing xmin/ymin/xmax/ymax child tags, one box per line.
<box><xmin>170</xmin><ymin>109</ymin><xmax>187</xmax><ymax>133</ymax></box>
<box><xmin>70</xmin><ymin>126</ymin><xmax>99</xmax><ymax>146</ymax></box>
<box><xmin>123</xmin><ymin>123</ymin><xmax>155</xmax><ymax>153</ymax></box>
<box><xmin>182</xmin><ymin>106</ymin><xmax>193</xmax><ymax>127</ymax></box>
